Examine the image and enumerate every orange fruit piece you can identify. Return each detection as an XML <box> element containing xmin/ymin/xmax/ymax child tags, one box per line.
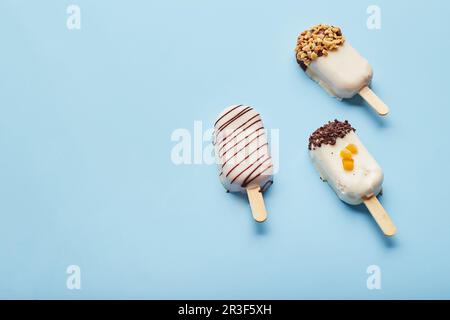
<box><xmin>342</xmin><ymin>158</ymin><xmax>354</xmax><ymax>171</ymax></box>
<box><xmin>340</xmin><ymin>148</ymin><xmax>352</xmax><ymax>159</ymax></box>
<box><xmin>346</xmin><ymin>144</ymin><xmax>358</xmax><ymax>154</ymax></box>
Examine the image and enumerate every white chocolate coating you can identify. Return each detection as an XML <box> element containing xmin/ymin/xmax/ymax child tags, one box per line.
<box><xmin>310</xmin><ymin>131</ymin><xmax>383</xmax><ymax>205</ymax></box>
<box><xmin>213</xmin><ymin>105</ymin><xmax>273</xmax><ymax>193</ymax></box>
<box><xmin>306</xmin><ymin>42</ymin><xmax>373</xmax><ymax>99</ymax></box>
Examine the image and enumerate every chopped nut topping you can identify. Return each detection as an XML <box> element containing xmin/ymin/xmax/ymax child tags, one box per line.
<box><xmin>295</xmin><ymin>24</ymin><xmax>345</xmax><ymax>68</ymax></box>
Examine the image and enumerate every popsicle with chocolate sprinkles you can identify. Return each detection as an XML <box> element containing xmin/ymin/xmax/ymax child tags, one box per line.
<box><xmin>309</xmin><ymin>120</ymin><xmax>397</xmax><ymax>236</ymax></box>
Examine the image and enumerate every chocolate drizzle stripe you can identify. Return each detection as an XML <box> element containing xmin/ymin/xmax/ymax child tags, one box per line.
<box><xmin>219</xmin><ymin>125</ymin><xmax>264</xmax><ymax>157</ymax></box>
<box><xmin>216</xmin><ymin>116</ymin><xmax>261</xmax><ymax>150</ymax></box>
<box><xmin>241</xmin><ymin>158</ymin><xmax>272</xmax><ymax>188</ymax></box>
<box><xmin>260</xmin><ymin>180</ymin><xmax>273</xmax><ymax>193</ymax></box>
<box><xmin>220</xmin><ymin>131</ymin><xmax>266</xmax><ymax>169</ymax></box>
<box><xmin>243</xmin><ymin>164</ymin><xmax>273</xmax><ymax>188</ymax></box>
<box><xmin>216</xmin><ymin>107</ymin><xmax>253</xmax><ymax>134</ymax></box>
<box><xmin>214</xmin><ymin>105</ymin><xmax>242</xmax><ymax>127</ymax></box>
<box><xmin>223</xmin><ymin>142</ymin><xmax>268</xmax><ymax>178</ymax></box>
<box><xmin>230</xmin><ymin>154</ymin><xmax>269</xmax><ymax>185</ymax></box>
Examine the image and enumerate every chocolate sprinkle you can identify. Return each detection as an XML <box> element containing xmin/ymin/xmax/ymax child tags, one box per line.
<box><xmin>308</xmin><ymin>120</ymin><xmax>355</xmax><ymax>150</ymax></box>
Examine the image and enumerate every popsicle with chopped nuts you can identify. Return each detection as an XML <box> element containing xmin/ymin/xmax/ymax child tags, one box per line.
<box><xmin>309</xmin><ymin>120</ymin><xmax>396</xmax><ymax>236</ymax></box>
<box><xmin>213</xmin><ymin>105</ymin><xmax>273</xmax><ymax>222</ymax></box>
<box><xmin>295</xmin><ymin>24</ymin><xmax>389</xmax><ymax>116</ymax></box>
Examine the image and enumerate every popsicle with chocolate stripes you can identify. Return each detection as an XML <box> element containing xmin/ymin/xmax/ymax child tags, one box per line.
<box><xmin>213</xmin><ymin>105</ymin><xmax>273</xmax><ymax>222</ymax></box>
<box><xmin>295</xmin><ymin>24</ymin><xmax>389</xmax><ymax>116</ymax></box>
<box><xmin>309</xmin><ymin>120</ymin><xmax>396</xmax><ymax>236</ymax></box>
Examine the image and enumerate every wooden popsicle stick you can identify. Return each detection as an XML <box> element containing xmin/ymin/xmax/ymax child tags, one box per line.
<box><xmin>363</xmin><ymin>196</ymin><xmax>397</xmax><ymax>236</ymax></box>
<box><xmin>246</xmin><ymin>186</ymin><xmax>267</xmax><ymax>223</ymax></box>
<box><xmin>359</xmin><ymin>86</ymin><xmax>390</xmax><ymax>116</ymax></box>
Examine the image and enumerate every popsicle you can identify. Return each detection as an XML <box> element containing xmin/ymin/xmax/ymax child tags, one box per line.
<box><xmin>309</xmin><ymin>119</ymin><xmax>396</xmax><ymax>236</ymax></box>
<box><xmin>213</xmin><ymin>105</ymin><xmax>273</xmax><ymax>222</ymax></box>
<box><xmin>295</xmin><ymin>24</ymin><xmax>389</xmax><ymax>116</ymax></box>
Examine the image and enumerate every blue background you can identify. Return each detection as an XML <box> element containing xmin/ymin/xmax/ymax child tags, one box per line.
<box><xmin>0</xmin><ymin>0</ymin><xmax>449</xmax><ymax>299</ymax></box>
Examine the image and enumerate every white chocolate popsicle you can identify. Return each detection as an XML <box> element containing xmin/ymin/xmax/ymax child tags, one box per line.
<box><xmin>213</xmin><ymin>105</ymin><xmax>273</xmax><ymax>222</ymax></box>
<box><xmin>309</xmin><ymin>120</ymin><xmax>396</xmax><ymax>236</ymax></box>
<box><xmin>296</xmin><ymin>24</ymin><xmax>389</xmax><ymax>116</ymax></box>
